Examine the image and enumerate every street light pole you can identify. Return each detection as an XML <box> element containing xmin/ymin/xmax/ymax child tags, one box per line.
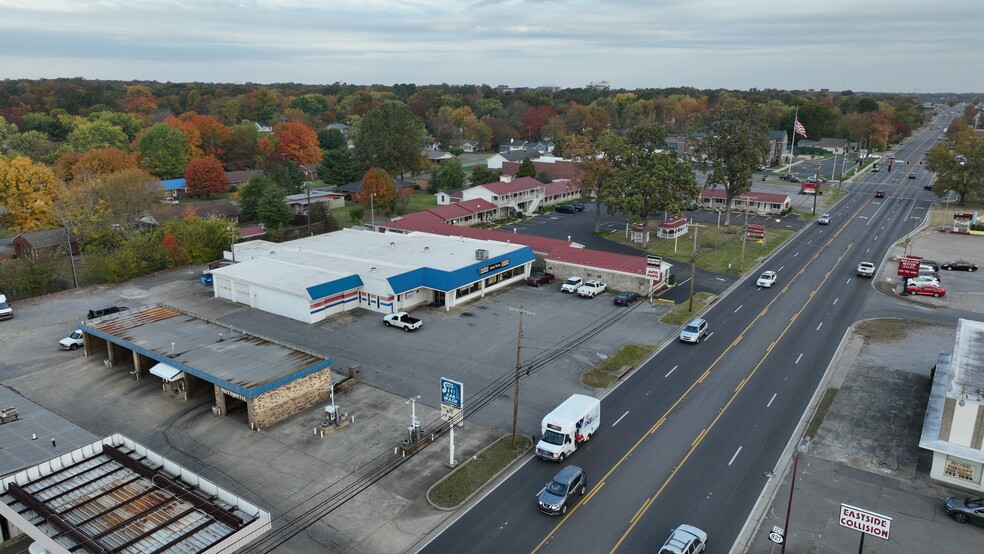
<box><xmin>305</xmin><ymin>183</ymin><xmax>311</xmax><ymax>235</ymax></box>
<box><xmin>370</xmin><ymin>193</ymin><xmax>376</xmax><ymax>230</ymax></box>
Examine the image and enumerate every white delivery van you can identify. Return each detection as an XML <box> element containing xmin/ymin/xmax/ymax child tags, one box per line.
<box><xmin>535</xmin><ymin>394</ymin><xmax>601</xmax><ymax>462</ymax></box>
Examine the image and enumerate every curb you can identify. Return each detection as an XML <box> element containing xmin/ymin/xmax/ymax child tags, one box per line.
<box><xmin>425</xmin><ymin>434</ymin><xmax>533</xmax><ymax>511</ymax></box>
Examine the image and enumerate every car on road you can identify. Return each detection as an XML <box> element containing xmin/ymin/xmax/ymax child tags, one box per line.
<box><xmin>560</xmin><ymin>276</ymin><xmax>583</xmax><ymax>293</ymax></box>
<box><xmin>779</xmin><ymin>173</ymin><xmax>792</xmax><ymax>181</ymax></box>
<box><xmin>905</xmin><ymin>284</ymin><xmax>946</xmax><ymax>298</ymax></box>
<box><xmin>788</xmin><ymin>176</ymin><xmax>801</xmax><ymax>183</ymax></box>
<box><xmin>756</xmin><ymin>271</ymin><xmax>777</xmax><ymax>288</ymax></box>
<box><xmin>59</xmin><ymin>330</ymin><xmax>85</xmax><ymax>350</ymax></box>
<box><xmin>0</xmin><ymin>294</ymin><xmax>11</xmax><ymax>320</ymax></box>
<box><xmin>875</xmin><ymin>190</ymin><xmax>885</xmax><ymax>198</ymax></box>
<box><xmin>909</xmin><ymin>172</ymin><xmax>916</xmax><ymax>179</ymax></box>
<box><xmin>856</xmin><ymin>262</ymin><xmax>876</xmax><ymax>277</ymax></box>
<box><xmin>943</xmin><ymin>496</ymin><xmax>984</xmax><ymax>526</ymax></box>
<box><xmin>554</xmin><ymin>204</ymin><xmax>576</xmax><ymax>214</ymax></box>
<box><xmin>576</xmin><ymin>280</ymin><xmax>607</xmax><ymax>298</ymax></box>
<box><xmin>942</xmin><ymin>260</ymin><xmax>978</xmax><ymax>271</ymax></box>
<box><xmin>872</xmin><ymin>166</ymin><xmax>881</xmax><ymax>172</ymax></box>
<box><xmin>613</xmin><ymin>291</ymin><xmax>639</xmax><ymax>306</ymax></box>
<box><xmin>525</xmin><ymin>271</ymin><xmax>555</xmax><ymax>286</ymax></box>
<box><xmin>923</xmin><ymin>184</ymin><xmax>934</xmax><ymax>191</ymax></box>
<box><xmin>658</xmin><ymin>524</ymin><xmax>707</xmax><ymax>554</ymax></box>
<box><xmin>679</xmin><ymin>318</ymin><xmax>709</xmax><ymax>343</ymax></box>
<box><xmin>537</xmin><ymin>465</ymin><xmax>586</xmax><ymax>516</ymax></box>
<box><xmin>817</xmin><ymin>213</ymin><xmax>831</xmax><ymax>225</ymax></box>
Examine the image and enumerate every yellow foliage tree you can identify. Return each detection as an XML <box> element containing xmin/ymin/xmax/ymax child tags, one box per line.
<box><xmin>0</xmin><ymin>156</ymin><xmax>60</xmax><ymax>232</ymax></box>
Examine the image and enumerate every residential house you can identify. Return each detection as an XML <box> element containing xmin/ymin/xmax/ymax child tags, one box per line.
<box><xmin>530</xmin><ymin>140</ymin><xmax>555</xmax><ymax>154</ymax></box>
<box><xmin>542</xmin><ymin>180</ymin><xmax>581</xmax><ymax>205</ymax></box>
<box><xmin>501</xmin><ymin>159</ymin><xmax>580</xmax><ymax>182</ymax></box>
<box><xmin>422</xmin><ymin>149</ymin><xmax>454</xmax><ymax>163</ymax></box>
<box><xmin>387</xmin><ymin>199</ymin><xmax>501</xmax><ymax>229</ymax></box>
<box><xmin>161</xmin><ymin>178</ymin><xmax>188</xmax><ymax>199</ymax></box>
<box><xmin>333</xmin><ymin>179</ymin><xmax>416</xmax><ymax>203</ymax></box>
<box><xmin>499</xmin><ymin>139</ymin><xmax>529</xmax><ymax>154</ymax></box>
<box><xmin>697</xmin><ymin>189</ymin><xmax>791</xmax><ymax>215</ymax></box>
<box><xmin>453</xmin><ymin>140</ymin><xmax>480</xmax><ymax>153</ymax></box>
<box><xmin>421</xmin><ymin>139</ymin><xmax>442</xmax><ymax>151</ymax></box>
<box><xmin>920</xmin><ymin>318</ymin><xmax>984</xmax><ymax>493</ymax></box>
<box><xmin>168</xmin><ymin>199</ymin><xmax>240</xmax><ymax>222</ymax></box>
<box><xmin>458</xmin><ymin>177</ymin><xmax>548</xmax><ymax>215</ymax></box>
<box><xmin>299</xmin><ymin>164</ymin><xmax>319</xmax><ymax>180</ymax></box>
<box><xmin>12</xmin><ymin>228</ymin><xmax>79</xmax><ymax>257</ymax></box>
<box><xmin>325</xmin><ymin>123</ymin><xmax>351</xmax><ymax>140</ymax></box>
<box><xmin>225</xmin><ymin>170</ymin><xmax>261</xmax><ymax>189</ymax></box>
<box><xmin>254</xmin><ymin>122</ymin><xmax>273</xmax><ymax>133</ymax></box>
<box><xmin>435</xmin><ymin>190</ymin><xmax>462</xmax><ymax>206</ymax></box>
<box><xmin>283</xmin><ymin>190</ymin><xmax>346</xmax><ymax>214</ymax></box>
<box><xmin>485</xmin><ymin>149</ymin><xmax>540</xmax><ymax>170</ymax></box>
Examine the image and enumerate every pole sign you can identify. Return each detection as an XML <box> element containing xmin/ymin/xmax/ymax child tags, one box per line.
<box><xmin>897</xmin><ymin>255</ymin><xmax>922</xmax><ymax>278</ymax></box>
<box><xmin>646</xmin><ymin>254</ymin><xmax>662</xmax><ymax>267</ymax></box>
<box><xmin>746</xmin><ymin>223</ymin><xmax>766</xmax><ymax>238</ymax></box>
<box><xmin>440</xmin><ymin>377</ymin><xmax>463</xmax><ymax>424</ymax></box>
<box><xmin>839</xmin><ymin>504</ymin><xmax>891</xmax><ymax>540</ymax></box>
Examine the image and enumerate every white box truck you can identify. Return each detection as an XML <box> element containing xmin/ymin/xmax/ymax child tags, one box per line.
<box><xmin>535</xmin><ymin>394</ymin><xmax>601</xmax><ymax>461</ymax></box>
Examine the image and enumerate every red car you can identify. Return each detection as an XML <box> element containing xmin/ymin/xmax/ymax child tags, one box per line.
<box><xmin>905</xmin><ymin>284</ymin><xmax>946</xmax><ymax>298</ymax></box>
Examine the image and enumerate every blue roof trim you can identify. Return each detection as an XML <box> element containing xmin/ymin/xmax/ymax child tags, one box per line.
<box><xmin>386</xmin><ymin>246</ymin><xmax>535</xmax><ymax>293</ymax></box>
<box><xmin>307</xmin><ymin>274</ymin><xmax>364</xmax><ymax>300</ymax></box>
<box><xmin>80</xmin><ymin>325</ymin><xmax>332</xmax><ymax>398</ymax></box>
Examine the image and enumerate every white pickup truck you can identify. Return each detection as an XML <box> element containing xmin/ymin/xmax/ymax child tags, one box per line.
<box><xmin>383</xmin><ymin>312</ymin><xmax>422</xmax><ymax>332</ymax></box>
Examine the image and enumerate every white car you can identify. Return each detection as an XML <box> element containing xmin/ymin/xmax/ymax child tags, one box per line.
<box><xmin>59</xmin><ymin>330</ymin><xmax>85</xmax><ymax>350</ymax></box>
<box><xmin>907</xmin><ymin>276</ymin><xmax>940</xmax><ymax>287</ymax></box>
<box><xmin>756</xmin><ymin>271</ymin><xmax>777</xmax><ymax>288</ymax></box>
<box><xmin>856</xmin><ymin>262</ymin><xmax>876</xmax><ymax>277</ymax></box>
<box><xmin>560</xmin><ymin>277</ymin><xmax>583</xmax><ymax>293</ymax></box>
<box><xmin>576</xmin><ymin>280</ymin><xmax>607</xmax><ymax>298</ymax></box>
<box><xmin>817</xmin><ymin>213</ymin><xmax>831</xmax><ymax>225</ymax></box>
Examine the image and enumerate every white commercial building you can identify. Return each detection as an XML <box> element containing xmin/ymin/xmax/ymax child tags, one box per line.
<box><xmin>921</xmin><ymin>318</ymin><xmax>984</xmax><ymax>493</ymax></box>
<box><xmin>210</xmin><ymin>229</ymin><xmax>536</xmax><ymax>324</ymax></box>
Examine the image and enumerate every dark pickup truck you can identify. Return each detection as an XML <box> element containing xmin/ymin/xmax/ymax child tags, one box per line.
<box><xmin>526</xmin><ymin>271</ymin><xmax>556</xmax><ymax>287</ymax></box>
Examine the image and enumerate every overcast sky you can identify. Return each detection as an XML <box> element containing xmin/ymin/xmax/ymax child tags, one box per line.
<box><xmin>1</xmin><ymin>0</ymin><xmax>980</xmax><ymax>93</ymax></box>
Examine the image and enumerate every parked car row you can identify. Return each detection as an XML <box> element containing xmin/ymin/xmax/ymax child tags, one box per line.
<box><xmin>554</xmin><ymin>203</ymin><xmax>585</xmax><ymax>214</ymax></box>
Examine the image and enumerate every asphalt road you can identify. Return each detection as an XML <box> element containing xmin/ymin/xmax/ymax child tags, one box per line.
<box><xmin>418</xmin><ymin>118</ymin><xmax>959</xmax><ymax>553</ymax></box>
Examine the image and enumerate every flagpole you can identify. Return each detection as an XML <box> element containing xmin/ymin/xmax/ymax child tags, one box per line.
<box><xmin>786</xmin><ymin>106</ymin><xmax>799</xmax><ymax>172</ymax></box>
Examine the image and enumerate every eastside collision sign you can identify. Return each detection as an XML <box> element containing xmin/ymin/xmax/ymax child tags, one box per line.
<box><xmin>897</xmin><ymin>255</ymin><xmax>922</xmax><ymax>278</ymax></box>
<box><xmin>839</xmin><ymin>504</ymin><xmax>891</xmax><ymax>540</ymax></box>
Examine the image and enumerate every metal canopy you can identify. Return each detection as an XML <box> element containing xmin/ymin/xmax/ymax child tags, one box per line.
<box><xmin>148</xmin><ymin>362</ymin><xmax>184</xmax><ymax>383</ymax></box>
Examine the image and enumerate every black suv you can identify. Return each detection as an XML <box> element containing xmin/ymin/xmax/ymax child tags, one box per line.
<box><xmin>554</xmin><ymin>204</ymin><xmax>576</xmax><ymax>214</ymax></box>
<box><xmin>537</xmin><ymin>465</ymin><xmax>586</xmax><ymax>515</ymax></box>
<box><xmin>87</xmin><ymin>306</ymin><xmax>129</xmax><ymax>319</ymax></box>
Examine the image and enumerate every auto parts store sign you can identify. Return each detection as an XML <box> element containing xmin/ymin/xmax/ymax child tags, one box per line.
<box><xmin>839</xmin><ymin>504</ymin><xmax>891</xmax><ymax>540</ymax></box>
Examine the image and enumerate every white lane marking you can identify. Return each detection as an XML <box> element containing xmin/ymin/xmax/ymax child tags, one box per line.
<box><xmin>729</xmin><ymin>446</ymin><xmax>743</xmax><ymax>466</ymax></box>
<box><xmin>715</xmin><ymin>277</ymin><xmax>726</xmax><ymax>281</ymax></box>
<box><xmin>796</xmin><ymin>353</ymin><xmax>803</xmax><ymax>364</ymax></box>
<box><xmin>665</xmin><ymin>365</ymin><xmax>678</xmax><ymax>378</ymax></box>
<box><xmin>866</xmin><ymin>248</ymin><xmax>870</xmax><ymax>253</ymax></box>
<box><xmin>833</xmin><ymin>298</ymin><xmax>839</xmax><ymax>305</ymax></box>
<box><xmin>794</xmin><ymin>252</ymin><xmax>799</xmax><ymax>257</ymax></box>
<box><xmin>767</xmin><ymin>393</ymin><xmax>777</xmax><ymax>408</ymax></box>
<box><xmin>779</xmin><ymin>266</ymin><xmax>785</xmax><ymax>272</ymax></box>
<box><xmin>817</xmin><ymin>322</ymin><xmax>823</xmax><ymax>331</ymax></box>
<box><xmin>735</xmin><ymin>305</ymin><xmax>743</xmax><ymax>313</ymax></box>
<box><xmin>612</xmin><ymin>411</ymin><xmax>630</xmax><ymax>427</ymax></box>
<box><xmin>677</xmin><ymin>278</ymin><xmax>691</xmax><ymax>286</ymax></box>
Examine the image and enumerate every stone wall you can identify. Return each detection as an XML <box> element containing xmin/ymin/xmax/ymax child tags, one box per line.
<box><xmin>249</xmin><ymin>368</ymin><xmax>333</xmax><ymax>430</ymax></box>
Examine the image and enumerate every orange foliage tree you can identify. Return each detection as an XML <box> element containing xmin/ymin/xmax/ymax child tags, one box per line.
<box><xmin>164</xmin><ymin>116</ymin><xmax>203</xmax><ymax>160</ymax></box>
<box><xmin>359</xmin><ymin>168</ymin><xmax>397</xmax><ymax>214</ymax></box>
<box><xmin>274</xmin><ymin>121</ymin><xmax>322</xmax><ymax>164</ymax></box>
<box><xmin>184</xmin><ymin>156</ymin><xmax>230</xmax><ymax>197</ymax></box>
<box><xmin>55</xmin><ymin>147</ymin><xmax>139</xmax><ymax>182</ymax></box>
<box><xmin>179</xmin><ymin>113</ymin><xmax>231</xmax><ymax>158</ymax></box>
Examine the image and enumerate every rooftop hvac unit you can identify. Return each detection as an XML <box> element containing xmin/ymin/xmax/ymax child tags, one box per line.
<box><xmin>475</xmin><ymin>249</ymin><xmax>489</xmax><ymax>260</ymax></box>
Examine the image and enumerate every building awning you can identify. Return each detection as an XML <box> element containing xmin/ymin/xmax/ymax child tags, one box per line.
<box><xmin>149</xmin><ymin>362</ymin><xmax>185</xmax><ymax>382</ymax></box>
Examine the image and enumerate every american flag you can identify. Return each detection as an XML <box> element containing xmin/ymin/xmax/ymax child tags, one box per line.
<box><xmin>794</xmin><ymin>119</ymin><xmax>807</xmax><ymax>138</ymax></box>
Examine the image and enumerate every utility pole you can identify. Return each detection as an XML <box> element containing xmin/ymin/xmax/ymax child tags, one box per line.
<box><xmin>61</xmin><ymin>220</ymin><xmax>78</xmax><ymax>288</ymax></box>
<box><xmin>687</xmin><ymin>220</ymin><xmax>705</xmax><ymax>312</ymax></box>
<box><xmin>740</xmin><ymin>207</ymin><xmax>749</xmax><ymax>272</ymax></box>
<box><xmin>507</xmin><ymin>306</ymin><xmax>535</xmax><ymax>450</ymax></box>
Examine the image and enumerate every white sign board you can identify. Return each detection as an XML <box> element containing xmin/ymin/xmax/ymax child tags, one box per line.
<box><xmin>440</xmin><ymin>377</ymin><xmax>463</xmax><ymax>423</ymax></box>
<box><xmin>838</xmin><ymin>504</ymin><xmax>891</xmax><ymax>540</ymax></box>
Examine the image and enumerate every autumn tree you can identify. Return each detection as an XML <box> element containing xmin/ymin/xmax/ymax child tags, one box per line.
<box><xmin>0</xmin><ymin>156</ymin><xmax>60</xmax><ymax>232</ymax></box>
<box><xmin>138</xmin><ymin>123</ymin><xmax>189</xmax><ymax>178</ymax></box>
<box><xmin>360</xmin><ymin>168</ymin><xmax>397</xmax><ymax>216</ymax></box>
<box><xmin>182</xmin><ymin>113</ymin><xmax>231</xmax><ymax>157</ymax></box>
<box><xmin>54</xmin><ymin>167</ymin><xmax>162</xmax><ymax>243</ymax></box>
<box><xmin>274</xmin><ymin>121</ymin><xmax>322</xmax><ymax>164</ymax></box>
<box><xmin>67</xmin><ymin>119</ymin><xmax>129</xmax><ymax>152</ymax></box>
<box><xmin>567</xmin><ymin>130</ymin><xmax>623</xmax><ymax>232</ymax></box>
<box><xmin>317</xmin><ymin>148</ymin><xmax>363</xmax><ymax>186</ymax></box>
<box><xmin>220</xmin><ymin>124</ymin><xmax>258</xmax><ymax>170</ymax></box>
<box><xmin>353</xmin><ymin>100</ymin><xmax>425</xmax><ymax>177</ymax></box>
<box><xmin>55</xmin><ymin>147</ymin><xmax>139</xmax><ymax>182</ymax></box>
<box><xmin>163</xmin><ymin>116</ymin><xmax>203</xmax><ymax>160</ymax></box>
<box><xmin>184</xmin><ymin>156</ymin><xmax>230</xmax><ymax>197</ymax></box>
<box><xmin>690</xmin><ymin>99</ymin><xmax>771</xmax><ymax>226</ymax></box>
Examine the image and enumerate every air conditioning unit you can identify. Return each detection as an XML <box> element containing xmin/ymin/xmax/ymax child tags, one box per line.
<box><xmin>475</xmin><ymin>249</ymin><xmax>489</xmax><ymax>260</ymax></box>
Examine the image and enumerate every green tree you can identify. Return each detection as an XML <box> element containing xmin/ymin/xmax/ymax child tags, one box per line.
<box><xmin>468</xmin><ymin>165</ymin><xmax>501</xmax><ymax>187</ymax></box>
<box><xmin>317</xmin><ymin>148</ymin><xmax>363</xmax><ymax>186</ymax></box>
<box><xmin>567</xmin><ymin>130</ymin><xmax>625</xmax><ymax>232</ymax></box>
<box><xmin>257</xmin><ymin>183</ymin><xmax>294</xmax><ymax>229</ymax></box>
<box><xmin>431</xmin><ymin>159</ymin><xmax>465</xmax><ymax>193</ymax></box>
<box><xmin>535</xmin><ymin>171</ymin><xmax>552</xmax><ymax>184</ymax></box>
<box><xmin>92</xmin><ymin>111</ymin><xmax>146</xmax><ymax>142</ymax></box>
<box><xmin>289</xmin><ymin>94</ymin><xmax>330</xmax><ymax>117</ymax></box>
<box><xmin>353</xmin><ymin>100</ymin><xmax>425</xmax><ymax>177</ymax></box>
<box><xmin>318</xmin><ymin>128</ymin><xmax>348</xmax><ymax>151</ymax></box>
<box><xmin>925</xmin><ymin>136</ymin><xmax>984</xmax><ymax>205</ymax></box>
<box><xmin>221</xmin><ymin>124</ymin><xmax>258</xmax><ymax>170</ymax></box>
<box><xmin>239</xmin><ymin>174</ymin><xmax>274</xmax><ymax>222</ymax></box>
<box><xmin>262</xmin><ymin>153</ymin><xmax>305</xmax><ymax>194</ymax></box>
<box><xmin>515</xmin><ymin>156</ymin><xmax>536</xmax><ymax>178</ymax></box>
<box><xmin>308</xmin><ymin>202</ymin><xmax>339</xmax><ymax>233</ymax></box>
<box><xmin>690</xmin><ymin>99</ymin><xmax>771</xmax><ymax>226</ymax></box>
<box><xmin>138</xmin><ymin>123</ymin><xmax>189</xmax><ymax>178</ymax></box>
<box><xmin>163</xmin><ymin>215</ymin><xmax>237</xmax><ymax>264</ymax></box>
<box><xmin>67</xmin><ymin>120</ymin><xmax>129</xmax><ymax>152</ymax></box>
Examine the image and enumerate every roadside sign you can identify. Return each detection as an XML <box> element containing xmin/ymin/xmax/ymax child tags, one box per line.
<box><xmin>769</xmin><ymin>526</ymin><xmax>784</xmax><ymax>544</ymax></box>
<box><xmin>646</xmin><ymin>254</ymin><xmax>662</xmax><ymax>267</ymax></box>
<box><xmin>746</xmin><ymin>223</ymin><xmax>766</xmax><ymax>238</ymax></box>
<box><xmin>440</xmin><ymin>377</ymin><xmax>463</xmax><ymax>424</ymax></box>
<box><xmin>839</xmin><ymin>504</ymin><xmax>891</xmax><ymax>540</ymax></box>
<box><xmin>897</xmin><ymin>256</ymin><xmax>922</xmax><ymax>278</ymax></box>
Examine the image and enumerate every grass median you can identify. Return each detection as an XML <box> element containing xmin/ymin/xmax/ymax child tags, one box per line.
<box><xmin>660</xmin><ymin>292</ymin><xmax>715</xmax><ymax>326</ymax></box>
<box><xmin>428</xmin><ymin>434</ymin><xmax>533</xmax><ymax>510</ymax></box>
<box><xmin>581</xmin><ymin>344</ymin><xmax>654</xmax><ymax>388</ymax></box>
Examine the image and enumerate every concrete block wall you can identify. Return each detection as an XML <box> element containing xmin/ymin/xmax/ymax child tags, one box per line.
<box><xmin>545</xmin><ymin>261</ymin><xmax>651</xmax><ymax>295</ymax></box>
<box><xmin>249</xmin><ymin>368</ymin><xmax>333</xmax><ymax>430</ymax></box>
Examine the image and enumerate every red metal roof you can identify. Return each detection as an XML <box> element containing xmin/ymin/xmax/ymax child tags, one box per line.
<box><xmin>659</xmin><ymin>217</ymin><xmax>688</xmax><ymax>229</ymax></box>
<box><xmin>543</xmin><ymin>179</ymin><xmax>579</xmax><ymax>196</ymax></box>
<box><xmin>699</xmin><ymin>189</ymin><xmax>791</xmax><ymax>203</ymax></box>
<box><xmin>480</xmin><ymin>176</ymin><xmax>547</xmax><ymax>195</ymax></box>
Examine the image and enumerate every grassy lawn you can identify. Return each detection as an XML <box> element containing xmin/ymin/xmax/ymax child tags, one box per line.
<box><xmin>581</xmin><ymin>344</ymin><xmax>654</xmax><ymax>388</ymax></box>
<box><xmin>806</xmin><ymin>388</ymin><xmax>838</xmax><ymax>438</ymax></box>
<box><xmin>428</xmin><ymin>434</ymin><xmax>532</xmax><ymax>509</ymax></box>
<box><xmin>608</xmin><ymin>220</ymin><xmax>793</xmax><ymax>277</ymax></box>
<box><xmin>660</xmin><ymin>292</ymin><xmax>716</xmax><ymax>325</ymax></box>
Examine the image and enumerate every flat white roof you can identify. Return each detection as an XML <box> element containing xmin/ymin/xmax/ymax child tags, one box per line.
<box><xmin>949</xmin><ymin>318</ymin><xmax>984</xmax><ymax>403</ymax></box>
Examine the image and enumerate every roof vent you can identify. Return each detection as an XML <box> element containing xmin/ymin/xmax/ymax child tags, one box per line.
<box><xmin>390</xmin><ymin>242</ymin><xmax>395</xmax><ymax>248</ymax></box>
<box><xmin>371</xmin><ymin>267</ymin><xmax>377</xmax><ymax>272</ymax></box>
<box><xmin>424</xmin><ymin>246</ymin><xmax>430</xmax><ymax>253</ymax></box>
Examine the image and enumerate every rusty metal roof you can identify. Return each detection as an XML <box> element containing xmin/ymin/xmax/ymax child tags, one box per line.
<box><xmin>83</xmin><ymin>305</ymin><xmax>331</xmax><ymax>398</ymax></box>
<box><xmin>0</xmin><ymin>434</ymin><xmax>270</xmax><ymax>554</ymax></box>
